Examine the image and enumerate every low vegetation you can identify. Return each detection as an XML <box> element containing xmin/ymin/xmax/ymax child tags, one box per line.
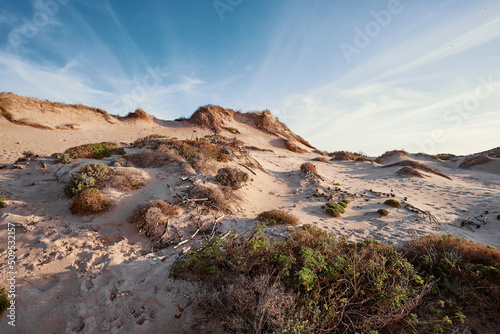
<box><xmin>378</xmin><ymin>208</ymin><xmax>389</xmax><ymax>216</ymax></box>
<box><xmin>65</xmin><ymin>162</ymin><xmax>111</xmax><ymax>198</ymax></box>
<box><xmin>132</xmin><ymin>134</ymin><xmax>167</xmax><ymax>148</ymax></box>
<box><xmin>69</xmin><ymin>188</ymin><xmax>110</xmax><ymax>215</ymax></box>
<box><xmin>384</xmin><ymin>199</ymin><xmax>402</xmax><ymax>208</ymax></box>
<box><xmin>459</xmin><ymin>154</ymin><xmax>493</xmax><ymax>169</ymax></box>
<box><xmin>497</xmin><ymin>214</ymin><xmax>500</xmax><ymax>220</ymax></box>
<box><xmin>63</xmin><ymin>142</ymin><xmax>125</xmax><ymax>159</ymax></box>
<box><xmin>129</xmin><ymin>200</ymin><xmax>180</xmax><ymax>248</ymax></box>
<box><xmin>52</xmin><ymin>153</ymin><xmax>72</xmax><ymax>164</ymax></box>
<box><xmin>284</xmin><ymin>139</ymin><xmax>308</xmax><ymax>153</ymax></box>
<box><xmin>300</xmin><ymin>162</ymin><xmax>318</xmax><ymax>175</ymax></box>
<box><xmin>188</xmin><ymin>184</ymin><xmax>233</xmax><ymax>213</ymax></box>
<box><xmin>325</xmin><ymin>199</ymin><xmax>350</xmax><ymax>217</ymax></box>
<box><xmin>257</xmin><ymin>210</ymin><xmax>299</xmax><ymax>226</ymax></box>
<box><xmin>215</xmin><ymin>167</ymin><xmax>249</xmax><ymax>190</ymax></box>
<box><xmin>0</xmin><ymin>195</ymin><xmax>6</xmax><ymax>209</ymax></box>
<box><xmin>436</xmin><ymin>153</ymin><xmax>456</xmax><ymax>161</ymax></box>
<box><xmin>0</xmin><ymin>288</ymin><xmax>9</xmax><ymax>315</ymax></box>
<box><xmin>171</xmin><ymin>225</ymin><xmax>428</xmax><ymax>333</ymax></box>
<box><xmin>382</xmin><ymin>160</ymin><xmax>452</xmax><ymax>180</ymax></box>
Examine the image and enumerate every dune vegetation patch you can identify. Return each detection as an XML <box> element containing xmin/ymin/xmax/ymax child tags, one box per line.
<box><xmin>129</xmin><ymin>200</ymin><xmax>180</xmax><ymax>248</ymax></box>
<box><xmin>63</xmin><ymin>142</ymin><xmax>125</xmax><ymax>159</ymax></box>
<box><xmin>69</xmin><ymin>188</ymin><xmax>111</xmax><ymax>215</ymax></box>
<box><xmin>396</xmin><ymin>166</ymin><xmax>427</xmax><ymax>178</ymax></box>
<box><xmin>257</xmin><ymin>210</ymin><xmax>299</xmax><ymax>226</ymax></box>
<box><xmin>132</xmin><ymin>134</ymin><xmax>168</xmax><ymax>148</ymax></box>
<box><xmin>400</xmin><ymin>235</ymin><xmax>500</xmax><ymax>333</ymax></box>
<box><xmin>459</xmin><ymin>154</ymin><xmax>493</xmax><ymax>169</ymax></box>
<box><xmin>325</xmin><ymin>199</ymin><xmax>349</xmax><ymax>217</ymax></box>
<box><xmin>215</xmin><ymin>167</ymin><xmax>249</xmax><ymax>190</ymax></box>
<box><xmin>0</xmin><ymin>195</ymin><xmax>6</xmax><ymax>209</ymax></box>
<box><xmin>382</xmin><ymin>160</ymin><xmax>451</xmax><ymax>180</ymax></box>
<box><xmin>378</xmin><ymin>208</ymin><xmax>389</xmax><ymax>216</ymax></box>
<box><xmin>384</xmin><ymin>199</ymin><xmax>402</xmax><ymax>208</ymax></box>
<box><xmin>375</xmin><ymin>150</ymin><xmax>410</xmax><ymax>164</ymax></box>
<box><xmin>0</xmin><ymin>288</ymin><xmax>9</xmax><ymax>315</ymax></box>
<box><xmin>171</xmin><ymin>225</ymin><xmax>428</xmax><ymax>333</ymax></box>
<box><xmin>65</xmin><ymin>162</ymin><xmax>111</xmax><ymax>198</ymax></box>
<box><xmin>284</xmin><ymin>139</ymin><xmax>308</xmax><ymax>153</ymax></box>
<box><xmin>124</xmin><ymin>108</ymin><xmax>154</xmax><ymax>121</ymax></box>
<box><xmin>300</xmin><ymin>162</ymin><xmax>318</xmax><ymax>176</ymax></box>
<box><xmin>188</xmin><ymin>184</ymin><xmax>233</xmax><ymax>213</ymax></box>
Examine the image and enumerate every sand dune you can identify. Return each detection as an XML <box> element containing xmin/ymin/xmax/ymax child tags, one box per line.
<box><xmin>0</xmin><ymin>94</ymin><xmax>499</xmax><ymax>333</ymax></box>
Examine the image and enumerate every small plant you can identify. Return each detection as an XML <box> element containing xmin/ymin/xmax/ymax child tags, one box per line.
<box><xmin>52</xmin><ymin>153</ymin><xmax>72</xmax><ymax>164</ymax></box>
<box><xmin>65</xmin><ymin>162</ymin><xmax>110</xmax><ymax>197</ymax></box>
<box><xmin>326</xmin><ymin>201</ymin><xmax>347</xmax><ymax>217</ymax></box>
<box><xmin>0</xmin><ymin>196</ymin><xmax>6</xmax><ymax>209</ymax></box>
<box><xmin>300</xmin><ymin>162</ymin><xmax>318</xmax><ymax>175</ymax></box>
<box><xmin>384</xmin><ymin>199</ymin><xmax>402</xmax><ymax>208</ymax></box>
<box><xmin>0</xmin><ymin>288</ymin><xmax>9</xmax><ymax>315</ymax></box>
<box><xmin>215</xmin><ymin>167</ymin><xmax>249</xmax><ymax>190</ymax></box>
<box><xmin>378</xmin><ymin>208</ymin><xmax>389</xmax><ymax>216</ymax></box>
<box><xmin>69</xmin><ymin>188</ymin><xmax>110</xmax><ymax>215</ymax></box>
<box><xmin>497</xmin><ymin>214</ymin><xmax>500</xmax><ymax>220</ymax></box>
<box><xmin>64</xmin><ymin>142</ymin><xmax>125</xmax><ymax>159</ymax></box>
<box><xmin>257</xmin><ymin>210</ymin><xmax>299</xmax><ymax>226</ymax></box>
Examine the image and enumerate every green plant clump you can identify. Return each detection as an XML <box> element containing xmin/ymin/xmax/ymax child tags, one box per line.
<box><xmin>326</xmin><ymin>201</ymin><xmax>347</xmax><ymax>217</ymax></box>
<box><xmin>0</xmin><ymin>288</ymin><xmax>9</xmax><ymax>315</ymax></box>
<box><xmin>497</xmin><ymin>214</ymin><xmax>500</xmax><ymax>220</ymax></box>
<box><xmin>64</xmin><ymin>162</ymin><xmax>110</xmax><ymax>198</ymax></box>
<box><xmin>384</xmin><ymin>199</ymin><xmax>402</xmax><ymax>208</ymax></box>
<box><xmin>64</xmin><ymin>142</ymin><xmax>125</xmax><ymax>159</ymax></box>
<box><xmin>0</xmin><ymin>196</ymin><xmax>6</xmax><ymax>209</ymax></box>
<box><xmin>257</xmin><ymin>209</ymin><xmax>299</xmax><ymax>226</ymax></box>
<box><xmin>171</xmin><ymin>225</ymin><xmax>427</xmax><ymax>333</ymax></box>
<box><xmin>378</xmin><ymin>208</ymin><xmax>389</xmax><ymax>216</ymax></box>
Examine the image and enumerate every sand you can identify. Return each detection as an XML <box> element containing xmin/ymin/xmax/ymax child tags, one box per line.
<box><xmin>0</xmin><ymin>95</ymin><xmax>499</xmax><ymax>333</ymax></box>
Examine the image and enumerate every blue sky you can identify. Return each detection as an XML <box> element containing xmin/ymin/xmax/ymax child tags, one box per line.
<box><xmin>1</xmin><ymin>0</ymin><xmax>499</xmax><ymax>156</ymax></box>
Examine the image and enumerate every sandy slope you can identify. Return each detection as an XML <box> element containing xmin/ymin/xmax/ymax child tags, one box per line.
<box><xmin>0</xmin><ymin>96</ymin><xmax>499</xmax><ymax>333</ymax></box>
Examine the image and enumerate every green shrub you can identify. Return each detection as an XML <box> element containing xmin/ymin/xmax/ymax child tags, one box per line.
<box><xmin>0</xmin><ymin>196</ymin><xmax>5</xmax><ymax>209</ymax></box>
<box><xmin>378</xmin><ymin>209</ymin><xmax>389</xmax><ymax>216</ymax></box>
<box><xmin>0</xmin><ymin>288</ymin><xmax>9</xmax><ymax>315</ymax></box>
<box><xmin>69</xmin><ymin>188</ymin><xmax>110</xmax><ymax>215</ymax></box>
<box><xmin>497</xmin><ymin>214</ymin><xmax>500</xmax><ymax>220</ymax></box>
<box><xmin>341</xmin><ymin>199</ymin><xmax>350</xmax><ymax>204</ymax></box>
<box><xmin>64</xmin><ymin>142</ymin><xmax>124</xmax><ymax>159</ymax></box>
<box><xmin>257</xmin><ymin>210</ymin><xmax>299</xmax><ymax>226</ymax></box>
<box><xmin>436</xmin><ymin>153</ymin><xmax>456</xmax><ymax>161</ymax></box>
<box><xmin>384</xmin><ymin>199</ymin><xmax>401</xmax><ymax>208</ymax></box>
<box><xmin>171</xmin><ymin>225</ymin><xmax>426</xmax><ymax>333</ymax></box>
<box><xmin>215</xmin><ymin>167</ymin><xmax>249</xmax><ymax>190</ymax></box>
<box><xmin>64</xmin><ymin>162</ymin><xmax>110</xmax><ymax>197</ymax></box>
<box><xmin>326</xmin><ymin>207</ymin><xmax>342</xmax><ymax>217</ymax></box>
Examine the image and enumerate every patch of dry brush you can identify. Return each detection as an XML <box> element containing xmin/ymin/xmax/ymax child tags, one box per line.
<box><xmin>69</xmin><ymin>188</ymin><xmax>111</xmax><ymax>215</ymax></box>
<box><xmin>459</xmin><ymin>154</ymin><xmax>493</xmax><ymax>169</ymax></box>
<box><xmin>382</xmin><ymin>160</ymin><xmax>451</xmax><ymax>180</ymax></box>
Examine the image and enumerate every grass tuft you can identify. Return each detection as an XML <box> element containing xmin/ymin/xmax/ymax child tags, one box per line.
<box><xmin>69</xmin><ymin>188</ymin><xmax>110</xmax><ymax>215</ymax></box>
<box><xmin>0</xmin><ymin>288</ymin><xmax>9</xmax><ymax>315</ymax></box>
<box><xmin>215</xmin><ymin>167</ymin><xmax>249</xmax><ymax>190</ymax></box>
<box><xmin>0</xmin><ymin>196</ymin><xmax>6</xmax><ymax>209</ymax></box>
<box><xmin>384</xmin><ymin>199</ymin><xmax>402</xmax><ymax>208</ymax></box>
<box><xmin>64</xmin><ymin>142</ymin><xmax>125</xmax><ymax>159</ymax></box>
<box><xmin>65</xmin><ymin>162</ymin><xmax>110</xmax><ymax>198</ymax></box>
<box><xmin>378</xmin><ymin>208</ymin><xmax>389</xmax><ymax>216</ymax></box>
<box><xmin>257</xmin><ymin>210</ymin><xmax>299</xmax><ymax>226</ymax></box>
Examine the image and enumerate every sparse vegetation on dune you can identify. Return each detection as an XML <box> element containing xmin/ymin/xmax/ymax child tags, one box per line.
<box><xmin>284</xmin><ymin>138</ymin><xmax>308</xmax><ymax>153</ymax></box>
<box><xmin>188</xmin><ymin>184</ymin><xmax>233</xmax><ymax>213</ymax></box>
<box><xmin>382</xmin><ymin>160</ymin><xmax>452</xmax><ymax>180</ymax></box>
<box><xmin>375</xmin><ymin>150</ymin><xmax>409</xmax><ymax>164</ymax></box>
<box><xmin>124</xmin><ymin>108</ymin><xmax>154</xmax><ymax>121</ymax></box>
<box><xmin>0</xmin><ymin>195</ymin><xmax>6</xmax><ymax>209</ymax></box>
<box><xmin>215</xmin><ymin>167</ymin><xmax>249</xmax><ymax>190</ymax></box>
<box><xmin>378</xmin><ymin>208</ymin><xmax>389</xmax><ymax>216</ymax></box>
<box><xmin>69</xmin><ymin>188</ymin><xmax>111</xmax><ymax>215</ymax></box>
<box><xmin>132</xmin><ymin>134</ymin><xmax>167</xmax><ymax>148</ymax></box>
<box><xmin>63</xmin><ymin>142</ymin><xmax>125</xmax><ymax>159</ymax></box>
<box><xmin>171</xmin><ymin>225</ymin><xmax>427</xmax><ymax>333</ymax></box>
<box><xmin>397</xmin><ymin>166</ymin><xmax>427</xmax><ymax>178</ymax></box>
<box><xmin>65</xmin><ymin>162</ymin><xmax>111</xmax><ymax>198</ymax></box>
<box><xmin>129</xmin><ymin>200</ymin><xmax>180</xmax><ymax>248</ymax></box>
<box><xmin>257</xmin><ymin>209</ymin><xmax>299</xmax><ymax>226</ymax></box>
<box><xmin>436</xmin><ymin>153</ymin><xmax>457</xmax><ymax>161</ymax></box>
<box><xmin>384</xmin><ymin>199</ymin><xmax>402</xmax><ymax>208</ymax></box>
<box><xmin>189</xmin><ymin>104</ymin><xmax>237</xmax><ymax>133</ymax></box>
<box><xmin>325</xmin><ymin>200</ymin><xmax>348</xmax><ymax>217</ymax></box>
<box><xmin>300</xmin><ymin>162</ymin><xmax>318</xmax><ymax>175</ymax></box>
<box><xmin>459</xmin><ymin>154</ymin><xmax>493</xmax><ymax>169</ymax></box>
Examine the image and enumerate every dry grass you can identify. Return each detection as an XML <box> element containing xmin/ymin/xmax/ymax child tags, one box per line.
<box><xmin>375</xmin><ymin>150</ymin><xmax>410</xmax><ymax>164</ymax></box>
<box><xmin>64</xmin><ymin>142</ymin><xmax>125</xmax><ymax>159</ymax></box>
<box><xmin>382</xmin><ymin>160</ymin><xmax>451</xmax><ymax>180</ymax></box>
<box><xmin>459</xmin><ymin>154</ymin><xmax>493</xmax><ymax>169</ymax></box>
<box><xmin>189</xmin><ymin>184</ymin><xmax>233</xmax><ymax>213</ymax></box>
<box><xmin>257</xmin><ymin>209</ymin><xmax>299</xmax><ymax>226</ymax></box>
<box><xmin>313</xmin><ymin>149</ymin><xmax>328</xmax><ymax>156</ymax></box>
<box><xmin>189</xmin><ymin>104</ymin><xmax>236</xmax><ymax>132</ymax></box>
<box><xmin>312</xmin><ymin>157</ymin><xmax>332</xmax><ymax>164</ymax></box>
<box><xmin>69</xmin><ymin>188</ymin><xmax>111</xmax><ymax>215</ymax></box>
<box><xmin>132</xmin><ymin>134</ymin><xmax>167</xmax><ymax>148</ymax></box>
<box><xmin>355</xmin><ymin>156</ymin><xmax>374</xmax><ymax>162</ymax></box>
<box><xmin>129</xmin><ymin>200</ymin><xmax>180</xmax><ymax>247</ymax></box>
<box><xmin>128</xmin><ymin>147</ymin><xmax>180</xmax><ymax>168</ymax></box>
<box><xmin>331</xmin><ymin>151</ymin><xmax>358</xmax><ymax>161</ymax></box>
<box><xmin>215</xmin><ymin>167</ymin><xmax>249</xmax><ymax>190</ymax></box>
<box><xmin>250</xmin><ymin>110</ymin><xmax>315</xmax><ymax>148</ymax></box>
<box><xmin>104</xmin><ymin>167</ymin><xmax>146</xmax><ymax>191</ymax></box>
<box><xmin>396</xmin><ymin>166</ymin><xmax>427</xmax><ymax>178</ymax></box>
<box><xmin>124</xmin><ymin>108</ymin><xmax>153</xmax><ymax>121</ymax></box>
<box><xmin>284</xmin><ymin>139</ymin><xmax>308</xmax><ymax>153</ymax></box>
<box><xmin>300</xmin><ymin>162</ymin><xmax>318</xmax><ymax>175</ymax></box>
